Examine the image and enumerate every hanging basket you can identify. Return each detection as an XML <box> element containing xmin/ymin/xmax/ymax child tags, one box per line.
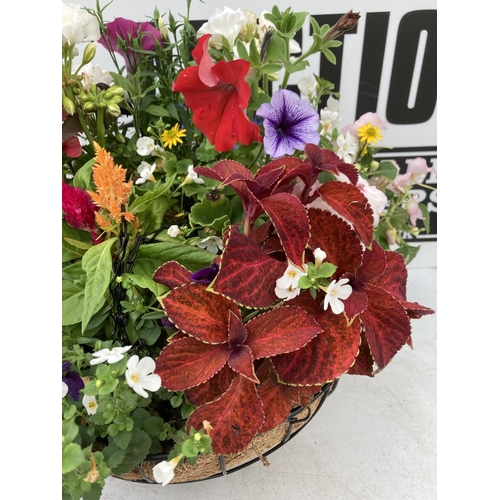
<box><xmin>116</xmin><ymin>379</ymin><xmax>338</xmax><ymax>484</ymax></box>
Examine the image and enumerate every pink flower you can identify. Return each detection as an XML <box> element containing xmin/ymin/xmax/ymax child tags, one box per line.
<box><xmin>407</xmin><ymin>157</ymin><xmax>436</xmax><ymax>183</ymax></box>
<box><xmin>406</xmin><ymin>194</ymin><xmax>424</xmax><ymax>226</ymax></box>
<box><xmin>357</xmin><ymin>177</ymin><xmax>387</xmax><ymax>226</ymax></box>
<box><xmin>62</xmin><ymin>182</ymin><xmax>99</xmax><ymax>242</ymax></box>
<box><xmin>98</xmin><ymin>18</ymin><xmax>163</xmax><ymax>73</ymax></box>
<box><xmin>341</xmin><ymin>112</ymin><xmax>388</xmax><ymax>138</ymax></box>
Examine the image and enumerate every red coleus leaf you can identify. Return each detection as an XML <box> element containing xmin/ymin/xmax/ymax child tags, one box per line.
<box><xmin>173</xmin><ymin>34</ymin><xmax>262</xmax><ymax>152</ymax></box>
<box><xmin>245</xmin><ymin>306</ymin><xmax>322</xmax><ymax>359</ymax></box>
<box><xmin>155</xmin><ymin>336</ymin><xmax>230</xmax><ymax>390</ymax></box>
<box><xmin>308</xmin><ymin>208</ymin><xmax>363</xmax><ymax>278</ymax></box>
<box><xmin>184</xmin><ymin>365</ymin><xmax>236</xmax><ymax>406</ymax></box>
<box><xmin>348</xmin><ymin>330</ymin><xmax>375</xmax><ymax>376</ymax></box>
<box><xmin>153</xmin><ymin>261</ymin><xmax>193</xmax><ymax>289</ymax></box>
<box><xmin>344</xmin><ymin>285</ymin><xmax>368</xmax><ymax>319</ymax></box>
<box><xmin>62</xmin><ymin>136</ymin><xmax>82</xmax><ymax>158</ymax></box>
<box><xmin>258</xmin><ymin>192</ymin><xmax>309</xmax><ymax>267</ymax></box>
<box><xmin>304</xmin><ymin>144</ymin><xmax>359</xmax><ymax>184</ymax></box>
<box><xmin>161</xmin><ymin>283</ymin><xmax>240</xmax><ymax>343</ymax></box>
<box><xmin>228</xmin><ymin>345</ymin><xmax>259</xmax><ymax>383</ymax></box>
<box><xmin>361</xmin><ymin>285</ymin><xmax>412</xmax><ymax>370</ymax></box>
<box><xmin>317</xmin><ymin>181</ymin><xmax>374</xmax><ymax>247</ymax></box>
<box><xmin>355</xmin><ymin>240</ymin><xmax>386</xmax><ymax>283</ymax></box>
<box><xmin>209</xmin><ymin>226</ymin><xmax>287</xmax><ymax>308</ymax></box>
<box><xmin>187</xmin><ymin>374</ymin><xmax>265</xmax><ymax>454</ymax></box>
<box><xmin>256</xmin><ymin>380</ymin><xmax>294</xmax><ymax>433</ymax></box>
<box><xmin>271</xmin><ymin>313</ymin><xmax>362</xmax><ymax>385</ymax></box>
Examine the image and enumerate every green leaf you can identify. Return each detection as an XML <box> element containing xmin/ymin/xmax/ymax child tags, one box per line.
<box><xmin>144</xmin><ymin>416</ymin><xmax>164</xmax><ymax>436</ymax></box>
<box><xmin>81</xmin><ymin>238</ymin><xmax>117</xmax><ymax>332</ymax></box>
<box><xmin>111</xmin><ymin>430</ymin><xmax>133</xmax><ymax>449</ymax></box>
<box><xmin>62</xmin><ymin>443</ymin><xmax>86</xmax><ymax>474</ymax></box>
<box><xmin>366</xmin><ymin>161</ymin><xmax>399</xmax><ymax>181</ymax></box>
<box><xmin>298</xmin><ymin>276</ymin><xmax>313</xmax><ymax>289</ymax></box>
<box><xmin>102</xmin><ymin>443</ymin><xmax>126</xmax><ymax>469</ymax></box>
<box><xmin>236</xmin><ymin>39</ymin><xmax>249</xmax><ymax>60</ymax></box>
<box><xmin>182</xmin><ymin>439</ymin><xmax>199</xmax><ymax>458</ymax></box>
<box><xmin>322</xmin><ymin>48</ymin><xmax>337</xmax><ymax>65</ymax></box>
<box><xmin>64</xmin><ymin>238</ymin><xmax>92</xmax><ymax>251</ymax></box>
<box><xmin>108</xmin><ymin>72</ymin><xmax>136</xmax><ymax>95</ymax></box>
<box><xmin>110</xmin><ymin>429</ymin><xmax>152</xmax><ymax>475</ymax></box>
<box><xmin>189</xmin><ymin>193</ymin><xmax>232</xmax><ymax>229</ymax></box>
<box><xmin>62</xmin><ymin>222</ymin><xmax>92</xmax><ymax>262</ymax></box>
<box><xmin>419</xmin><ymin>203</ymin><xmax>430</xmax><ymax>233</ymax></box>
<box><xmin>129</xmin><ymin>180</ymin><xmax>174</xmax><ymax>215</ymax></box>
<box><xmin>316</xmin><ymin>262</ymin><xmax>337</xmax><ymax>278</ymax></box>
<box><xmin>266</xmin><ymin>35</ymin><xmax>287</xmax><ymax>61</ymax></box>
<box><xmin>143</xmin><ymin>104</ymin><xmax>171</xmax><ymax>117</ymax></box>
<box><xmin>260</xmin><ymin>63</ymin><xmax>283</xmax><ymax>74</ymax></box>
<box><xmin>122</xmin><ymin>273</ymin><xmax>168</xmax><ymax>296</ymax></box>
<box><xmin>249</xmin><ymin>38</ymin><xmax>261</xmax><ymax>66</ymax></box>
<box><xmin>62</xmin><ymin>281</ymin><xmax>86</xmax><ymax>326</ymax></box>
<box><xmin>140</xmin><ymin>324</ymin><xmax>162</xmax><ymax>346</ymax></box>
<box><xmin>73</xmin><ymin>158</ymin><xmax>95</xmax><ymax>190</ymax></box>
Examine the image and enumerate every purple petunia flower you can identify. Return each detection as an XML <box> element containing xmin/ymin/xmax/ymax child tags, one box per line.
<box><xmin>98</xmin><ymin>18</ymin><xmax>163</xmax><ymax>74</ymax></box>
<box><xmin>255</xmin><ymin>89</ymin><xmax>320</xmax><ymax>158</ymax></box>
<box><xmin>190</xmin><ymin>263</ymin><xmax>219</xmax><ymax>284</ymax></box>
<box><xmin>62</xmin><ymin>361</ymin><xmax>84</xmax><ymax>401</ymax></box>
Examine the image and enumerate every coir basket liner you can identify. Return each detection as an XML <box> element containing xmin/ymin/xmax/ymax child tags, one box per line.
<box><xmin>116</xmin><ymin>379</ymin><xmax>338</xmax><ymax>484</ymax></box>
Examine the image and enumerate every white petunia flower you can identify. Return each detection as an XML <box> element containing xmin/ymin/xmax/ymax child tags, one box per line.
<box><xmin>83</xmin><ymin>395</ymin><xmax>98</xmax><ymax>415</ymax></box>
<box><xmin>90</xmin><ymin>345</ymin><xmax>132</xmax><ymax>365</ymax></box>
<box><xmin>167</xmin><ymin>225</ymin><xmax>181</xmax><ymax>237</ymax></box>
<box><xmin>78</xmin><ymin>63</ymin><xmax>113</xmax><ymax>91</ymax></box>
<box><xmin>136</xmin><ymin>162</ymin><xmax>156</xmax><ymax>185</ymax></box>
<box><xmin>125</xmin><ymin>355</ymin><xmax>162</xmax><ymax>398</ymax></box>
<box><xmin>335</xmin><ymin>131</ymin><xmax>358</xmax><ymax>163</ymax></box>
<box><xmin>323</xmin><ymin>279</ymin><xmax>352</xmax><ymax>314</ymax></box>
<box><xmin>136</xmin><ymin>137</ymin><xmax>156</xmax><ymax>156</ymax></box>
<box><xmin>62</xmin><ymin>3</ymin><xmax>100</xmax><ymax>46</ymax></box>
<box><xmin>197</xmin><ymin>6</ymin><xmax>246</xmax><ymax>49</ymax></box>
<box><xmin>197</xmin><ymin>236</ymin><xmax>223</xmax><ymax>254</ymax></box>
<box><xmin>152</xmin><ymin>455</ymin><xmax>183</xmax><ymax>486</ymax></box>
<box><xmin>297</xmin><ymin>76</ymin><xmax>317</xmax><ymax>101</ymax></box>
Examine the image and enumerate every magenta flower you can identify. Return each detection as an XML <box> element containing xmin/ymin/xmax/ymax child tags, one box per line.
<box><xmin>256</xmin><ymin>89</ymin><xmax>320</xmax><ymax>158</ymax></box>
<box><xmin>62</xmin><ymin>182</ymin><xmax>99</xmax><ymax>243</ymax></box>
<box><xmin>98</xmin><ymin>18</ymin><xmax>163</xmax><ymax>73</ymax></box>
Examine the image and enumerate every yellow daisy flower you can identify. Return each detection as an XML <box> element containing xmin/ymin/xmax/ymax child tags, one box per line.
<box><xmin>161</xmin><ymin>123</ymin><xmax>187</xmax><ymax>149</ymax></box>
<box><xmin>357</xmin><ymin>122</ymin><xmax>383</xmax><ymax>145</ymax></box>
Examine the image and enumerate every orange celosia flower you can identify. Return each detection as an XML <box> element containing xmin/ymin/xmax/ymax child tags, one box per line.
<box><xmin>88</xmin><ymin>143</ymin><xmax>135</xmax><ymax>229</ymax></box>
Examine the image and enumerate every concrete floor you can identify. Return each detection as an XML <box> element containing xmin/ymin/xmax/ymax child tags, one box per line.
<box><xmin>102</xmin><ymin>264</ymin><xmax>437</xmax><ymax>500</ymax></box>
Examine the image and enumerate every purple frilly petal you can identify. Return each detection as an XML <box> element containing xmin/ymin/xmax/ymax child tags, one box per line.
<box><xmin>161</xmin><ymin>317</ymin><xmax>177</xmax><ymax>330</ymax></box>
<box><xmin>62</xmin><ymin>362</ymin><xmax>84</xmax><ymax>401</ymax></box>
<box><xmin>190</xmin><ymin>263</ymin><xmax>219</xmax><ymax>284</ymax></box>
<box><xmin>256</xmin><ymin>89</ymin><xmax>320</xmax><ymax>158</ymax></box>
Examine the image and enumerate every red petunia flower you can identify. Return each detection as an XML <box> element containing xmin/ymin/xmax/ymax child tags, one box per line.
<box><xmin>173</xmin><ymin>34</ymin><xmax>262</xmax><ymax>152</ymax></box>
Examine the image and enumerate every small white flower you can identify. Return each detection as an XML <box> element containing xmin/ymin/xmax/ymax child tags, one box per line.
<box><xmin>167</xmin><ymin>225</ymin><xmax>181</xmax><ymax>237</ymax></box>
<box><xmin>275</xmin><ymin>263</ymin><xmax>307</xmax><ymax>301</ymax></box>
<box><xmin>78</xmin><ymin>63</ymin><xmax>113</xmax><ymax>91</ymax></box>
<box><xmin>197</xmin><ymin>6</ymin><xmax>246</xmax><ymax>49</ymax></box>
<box><xmin>136</xmin><ymin>137</ymin><xmax>156</xmax><ymax>156</ymax></box>
<box><xmin>335</xmin><ymin>131</ymin><xmax>358</xmax><ymax>163</ymax></box>
<box><xmin>323</xmin><ymin>279</ymin><xmax>352</xmax><ymax>314</ymax></box>
<box><xmin>152</xmin><ymin>455</ymin><xmax>183</xmax><ymax>486</ymax></box>
<box><xmin>297</xmin><ymin>76</ymin><xmax>317</xmax><ymax>100</ymax></box>
<box><xmin>313</xmin><ymin>248</ymin><xmax>327</xmax><ymax>266</ymax></box>
<box><xmin>83</xmin><ymin>394</ymin><xmax>98</xmax><ymax>415</ymax></box>
<box><xmin>125</xmin><ymin>355</ymin><xmax>162</xmax><ymax>398</ymax></box>
<box><xmin>182</xmin><ymin>164</ymin><xmax>204</xmax><ymax>185</ymax></box>
<box><xmin>136</xmin><ymin>162</ymin><xmax>156</xmax><ymax>185</ymax></box>
<box><xmin>197</xmin><ymin>236</ymin><xmax>223</xmax><ymax>254</ymax></box>
<box><xmin>90</xmin><ymin>345</ymin><xmax>132</xmax><ymax>365</ymax></box>
<box><xmin>62</xmin><ymin>381</ymin><xmax>69</xmax><ymax>398</ymax></box>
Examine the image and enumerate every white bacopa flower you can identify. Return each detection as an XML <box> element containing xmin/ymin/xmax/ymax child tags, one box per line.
<box><xmin>323</xmin><ymin>278</ymin><xmax>352</xmax><ymax>314</ymax></box>
<box><xmin>82</xmin><ymin>394</ymin><xmax>98</xmax><ymax>415</ymax></box>
<box><xmin>319</xmin><ymin>97</ymin><xmax>340</xmax><ymax>137</ymax></box>
<box><xmin>78</xmin><ymin>63</ymin><xmax>113</xmax><ymax>91</ymax></box>
<box><xmin>125</xmin><ymin>355</ymin><xmax>162</xmax><ymax>398</ymax></box>
<box><xmin>313</xmin><ymin>248</ymin><xmax>327</xmax><ymax>266</ymax></box>
<box><xmin>275</xmin><ymin>263</ymin><xmax>307</xmax><ymax>301</ymax></box>
<box><xmin>335</xmin><ymin>131</ymin><xmax>358</xmax><ymax>163</ymax></box>
<box><xmin>62</xmin><ymin>381</ymin><xmax>69</xmax><ymax>398</ymax></box>
<box><xmin>136</xmin><ymin>137</ymin><xmax>156</xmax><ymax>156</ymax></box>
<box><xmin>197</xmin><ymin>236</ymin><xmax>224</xmax><ymax>254</ymax></box>
<box><xmin>167</xmin><ymin>225</ymin><xmax>181</xmax><ymax>237</ymax></box>
<box><xmin>197</xmin><ymin>6</ymin><xmax>246</xmax><ymax>49</ymax></box>
<box><xmin>90</xmin><ymin>345</ymin><xmax>132</xmax><ymax>365</ymax></box>
<box><xmin>297</xmin><ymin>76</ymin><xmax>317</xmax><ymax>101</ymax></box>
<box><xmin>62</xmin><ymin>3</ymin><xmax>100</xmax><ymax>46</ymax></box>
<box><xmin>182</xmin><ymin>164</ymin><xmax>204</xmax><ymax>185</ymax></box>
<box><xmin>136</xmin><ymin>162</ymin><xmax>156</xmax><ymax>185</ymax></box>
<box><xmin>152</xmin><ymin>455</ymin><xmax>183</xmax><ymax>486</ymax></box>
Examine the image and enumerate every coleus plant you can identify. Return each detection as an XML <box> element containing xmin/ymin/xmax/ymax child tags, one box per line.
<box><xmin>152</xmin><ymin>143</ymin><xmax>434</xmax><ymax>454</ymax></box>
